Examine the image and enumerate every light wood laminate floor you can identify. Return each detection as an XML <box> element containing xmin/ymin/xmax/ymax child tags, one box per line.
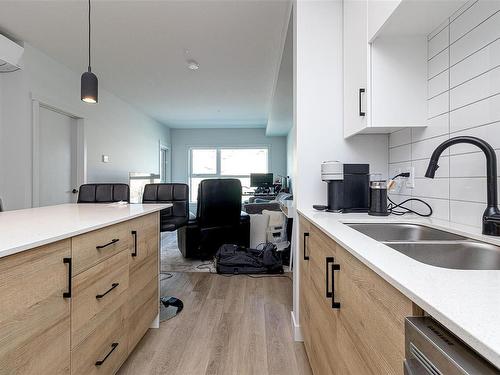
<box><xmin>118</xmin><ymin>272</ymin><xmax>312</xmax><ymax>375</ymax></box>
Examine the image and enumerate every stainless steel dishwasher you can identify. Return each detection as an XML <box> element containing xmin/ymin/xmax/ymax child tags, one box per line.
<box><xmin>404</xmin><ymin>317</ymin><xmax>500</xmax><ymax>374</ymax></box>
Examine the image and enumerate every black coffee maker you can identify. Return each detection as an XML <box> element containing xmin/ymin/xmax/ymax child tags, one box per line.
<box><xmin>320</xmin><ymin>162</ymin><xmax>370</xmax><ymax>213</ymax></box>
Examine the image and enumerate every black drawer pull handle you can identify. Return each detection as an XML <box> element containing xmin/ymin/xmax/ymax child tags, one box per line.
<box><xmin>303</xmin><ymin>232</ymin><xmax>310</xmax><ymax>260</ymax></box>
<box><xmin>326</xmin><ymin>257</ymin><xmax>333</xmax><ymax>298</ymax></box>
<box><xmin>95</xmin><ymin>342</ymin><xmax>119</xmax><ymax>366</ymax></box>
<box><xmin>359</xmin><ymin>88</ymin><xmax>366</xmax><ymax>117</ymax></box>
<box><xmin>96</xmin><ymin>238</ymin><xmax>119</xmax><ymax>249</ymax></box>
<box><xmin>63</xmin><ymin>257</ymin><xmax>72</xmax><ymax>299</ymax></box>
<box><xmin>331</xmin><ymin>259</ymin><xmax>341</xmax><ymax>309</ymax></box>
<box><xmin>131</xmin><ymin>230</ymin><xmax>138</xmax><ymax>257</ymax></box>
<box><xmin>96</xmin><ymin>283</ymin><xmax>119</xmax><ymax>299</ymax></box>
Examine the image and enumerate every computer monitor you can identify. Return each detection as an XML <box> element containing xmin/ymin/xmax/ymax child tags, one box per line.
<box><xmin>250</xmin><ymin>173</ymin><xmax>274</xmax><ymax>188</ymax></box>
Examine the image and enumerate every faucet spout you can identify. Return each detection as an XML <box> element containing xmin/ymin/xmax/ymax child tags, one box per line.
<box><xmin>425</xmin><ymin>136</ymin><xmax>500</xmax><ymax>236</ymax></box>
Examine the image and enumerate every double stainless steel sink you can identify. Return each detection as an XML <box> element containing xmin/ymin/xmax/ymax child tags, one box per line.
<box><xmin>345</xmin><ymin>223</ymin><xmax>500</xmax><ymax>270</ymax></box>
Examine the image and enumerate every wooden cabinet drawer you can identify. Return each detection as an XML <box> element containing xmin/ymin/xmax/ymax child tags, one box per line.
<box><xmin>72</xmin><ymin>250</ymin><xmax>129</xmax><ymax>348</ymax></box>
<box><xmin>0</xmin><ymin>240</ymin><xmax>71</xmax><ymax>375</ymax></box>
<box><xmin>72</xmin><ymin>221</ymin><xmax>132</xmax><ymax>275</ymax></box>
<box><xmin>71</xmin><ymin>305</ymin><xmax>128</xmax><ymax>375</ymax></box>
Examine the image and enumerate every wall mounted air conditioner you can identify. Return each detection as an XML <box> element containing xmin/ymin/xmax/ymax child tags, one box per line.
<box><xmin>0</xmin><ymin>34</ymin><xmax>23</xmax><ymax>73</ymax></box>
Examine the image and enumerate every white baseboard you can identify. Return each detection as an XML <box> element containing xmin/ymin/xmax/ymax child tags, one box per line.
<box><xmin>291</xmin><ymin>311</ymin><xmax>303</xmax><ymax>342</ymax></box>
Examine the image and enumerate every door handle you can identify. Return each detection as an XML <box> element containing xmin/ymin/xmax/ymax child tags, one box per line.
<box><xmin>96</xmin><ymin>238</ymin><xmax>119</xmax><ymax>250</ymax></box>
<box><xmin>303</xmin><ymin>232</ymin><xmax>310</xmax><ymax>260</ymax></box>
<box><xmin>359</xmin><ymin>88</ymin><xmax>366</xmax><ymax>117</ymax></box>
<box><xmin>95</xmin><ymin>343</ymin><xmax>119</xmax><ymax>366</ymax></box>
<box><xmin>331</xmin><ymin>258</ymin><xmax>341</xmax><ymax>309</ymax></box>
<box><xmin>131</xmin><ymin>230</ymin><xmax>138</xmax><ymax>257</ymax></box>
<box><xmin>63</xmin><ymin>257</ymin><xmax>72</xmax><ymax>299</ymax></box>
<box><xmin>96</xmin><ymin>283</ymin><xmax>119</xmax><ymax>299</ymax></box>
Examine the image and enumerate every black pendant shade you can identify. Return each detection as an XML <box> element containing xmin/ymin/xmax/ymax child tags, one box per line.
<box><xmin>81</xmin><ymin>0</ymin><xmax>98</xmax><ymax>104</ymax></box>
<box><xmin>81</xmin><ymin>69</ymin><xmax>98</xmax><ymax>103</ymax></box>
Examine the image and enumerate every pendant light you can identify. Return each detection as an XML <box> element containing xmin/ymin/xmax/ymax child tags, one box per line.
<box><xmin>81</xmin><ymin>0</ymin><xmax>98</xmax><ymax>103</ymax></box>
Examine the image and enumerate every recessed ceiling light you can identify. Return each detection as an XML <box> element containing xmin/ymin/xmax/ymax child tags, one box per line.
<box><xmin>187</xmin><ymin>59</ymin><xmax>199</xmax><ymax>71</ymax></box>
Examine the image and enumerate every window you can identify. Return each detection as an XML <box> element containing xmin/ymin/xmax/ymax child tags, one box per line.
<box><xmin>189</xmin><ymin>147</ymin><xmax>269</xmax><ymax>201</ymax></box>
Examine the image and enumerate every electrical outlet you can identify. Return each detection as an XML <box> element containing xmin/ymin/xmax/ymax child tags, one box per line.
<box><xmin>405</xmin><ymin>167</ymin><xmax>415</xmax><ymax>189</ymax></box>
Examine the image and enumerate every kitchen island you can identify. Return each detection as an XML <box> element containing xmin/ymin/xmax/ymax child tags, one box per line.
<box><xmin>297</xmin><ymin>208</ymin><xmax>500</xmax><ymax>372</ymax></box>
<box><xmin>0</xmin><ymin>203</ymin><xmax>170</xmax><ymax>375</ymax></box>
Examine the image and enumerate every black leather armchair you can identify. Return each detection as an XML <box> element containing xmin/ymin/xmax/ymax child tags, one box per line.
<box><xmin>142</xmin><ymin>183</ymin><xmax>189</xmax><ymax>232</ymax></box>
<box><xmin>184</xmin><ymin>179</ymin><xmax>250</xmax><ymax>259</ymax></box>
<box><xmin>77</xmin><ymin>183</ymin><xmax>130</xmax><ymax>203</ymax></box>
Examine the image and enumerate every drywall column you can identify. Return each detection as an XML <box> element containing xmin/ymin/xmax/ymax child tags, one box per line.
<box><xmin>291</xmin><ymin>0</ymin><xmax>389</xmax><ymax>340</ymax></box>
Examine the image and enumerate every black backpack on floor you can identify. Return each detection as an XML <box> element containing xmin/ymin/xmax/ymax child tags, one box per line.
<box><xmin>215</xmin><ymin>243</ymin><xmax>283</xmax><ymax>275</ymax></box>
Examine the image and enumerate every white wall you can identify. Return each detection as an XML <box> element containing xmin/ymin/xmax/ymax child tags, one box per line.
<box><xmin>0</xmin><ymin>44</ymin><xmax>170</xmax><ymax>210</ymax></box>
<box><xmin>388</xmin><ymin>0</ymin><xmax>500</xmax><ymax>227</ymax></box>
<box><xmin>292</xmin><ymin>0</ymin><xmax>389</xmax><ymax>338</ymax></box>
<box><xmin>294</xmin><ymin>1</ymin><xmax>388</xmax><ymax>213</ymax></box>
<box><xmin>286</xmin><ymin>124</ymin><xmax>296</xmax><ymax>189</ymax></box>
<box><xmin>170</xmin><ymin>128</ymin><xmax>287</xmax><ymax>183</ymax></box>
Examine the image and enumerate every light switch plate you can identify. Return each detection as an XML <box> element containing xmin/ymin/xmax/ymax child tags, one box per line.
<box><xmin>102</xmin><ymin>155</ymin><xmax>110</xmax><ymax>163</ymax></box>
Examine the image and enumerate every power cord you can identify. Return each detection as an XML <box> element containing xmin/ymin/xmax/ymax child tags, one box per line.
<box><xmin>388</xmin><ymin>174</ymin><xmax>433</xmax><ymax>217</ymax></box>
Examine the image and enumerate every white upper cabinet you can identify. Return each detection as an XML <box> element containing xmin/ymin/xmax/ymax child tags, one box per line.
<box><xmin>343</xmin><ymin>0</ymin><xmax>467</xmax><ymax>138</ymax></box>
<box><xmin>343</xmin><ymin>0</ymin><xmax>368</xmax><ymax>137</ymax></box>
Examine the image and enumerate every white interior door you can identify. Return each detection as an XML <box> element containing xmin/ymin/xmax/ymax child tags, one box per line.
<box><xmin>37</xmin><ymin>106</ymin><xmax>78</xmax><ymax>206</ymax></box>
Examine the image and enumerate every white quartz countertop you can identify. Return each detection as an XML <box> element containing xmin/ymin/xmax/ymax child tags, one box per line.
<box><xmin>298</xmin><ymin>208</ymin><xmax>500</xmax><ymax>369</ymax></box>
<box><xmin>0</xmin><ymin>203</ymin><xmax>171</xmax><ymax>259</ymax></box>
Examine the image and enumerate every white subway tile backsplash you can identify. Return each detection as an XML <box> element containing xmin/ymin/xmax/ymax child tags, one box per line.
<box><xmin>411</xmin><ymin>135</ymin><xmax>449</xmax><ymax>160</ymax></box>
<box><xmin>429</xmin><ymin>27</ymin><xmax>449</xmax><ymax>59</ymax></box>
<box><xmin>450</xmin><ymin>121</ymin><xmax>500</xmax><ymax>154</ymax></box>
<box><xmin>412</xmin><ymin>197</ymin><xmax>450</xmax><ymax>221</ymax></box>
<box><xmin>386</xmin><ymin>2</ymin><xmax>500</xmax><ymax>228</ymax></box>
<box><xmin>389</xmin><ymin>144</ymin><xmax>411</xmax><ymax>163</ymax></box>
<box><xmin>450</xmin><ymin>151</ymin><xmax>500</xmax><ymax>177</ymax></box>
<box><xmin>450</xmin><ymin>10</ymin><xmax>500</xmax><ymax>65</ymax></box>
<box><xmin>450</xmin><ymin>93</ymin><xmax>500</xmax><ymax>132</ymax></box>
<box><xmin>389</xmin><ymin>129</ymin><xmax>411</xmax><ymax>148</ymax></box>
<box><xmin>449</xmin><ymin>65</ymin><xmax>500</xmax><ymax>110</ymax></box>
<box><xmin>450</xmin><ymin>1</ymin><xmax>500</xmax><ymax>43</ymax></box>
<box><xmin>413</xmin><ymin>113</ymin><xmax>449</xmax><ymax>142</ymax></box>
<box><xmin>428</xmin><ymin>92</ymin><xmax>449</xmax><ymax>118</ymax></box>
<box><xmin>450</xmin><ymin>200</ymin><xmax>486</xmax><ymax>227</ymax></box>
<box><xmin>428</xmin><ymin>48</ymin><xmax>449</xmax><ymax>79</ymax></box>
<box><xmin>450</xmin><ymin>38</ymin><xmax>500</xmax><ymax>87</ymax></box>
<box><xmin>450</xmin><ymin>0</ymin><xmax>477</xmax><ymax>22</ymax></box>
<box><xmin>428</xmin><ymin>70</ymin><xmax>449</xmax><ymax>98</ymax></box>
<box><xmin>413</xmin><ymin>156</ymin><xmax>449</xmax><ymax>179</ymax></box>
<box><xmin>450</xmin><ymin>177</ymin><xmax>488</xmax><ymax>203</ymax></box>
<box><xmin>412</xmin><ymin>178</ymin><xmax>449</xmax><ymax>200</ymax></box>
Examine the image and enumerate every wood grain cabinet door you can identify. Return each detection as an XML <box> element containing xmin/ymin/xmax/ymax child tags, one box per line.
<box><xmin>298</xmin><ymin>215</ymin><xmax>311</xmax><ymax>350</ymax></box>
<box><xmin>0</xmin><ymin>240</ymin><xmax>71</xmax><ymax>375</ymax></box>
<box><xmin>335</xmin><ymin>243</ymin><xmax>416</xmax><ymax>375</ymax></box>
<box><xmin>127</xmin><ymin>212</ymin><xmax>159</xmax><ymax>354</ymax></box>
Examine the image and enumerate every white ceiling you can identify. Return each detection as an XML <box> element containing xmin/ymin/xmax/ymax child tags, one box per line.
<box><xmin>0</xmin><ymin>0</ymin><xmax>292</xmax><ymax>129</ymax></box>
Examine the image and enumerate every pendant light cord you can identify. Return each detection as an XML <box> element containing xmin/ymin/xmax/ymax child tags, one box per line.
<box><xmin>88</xmin><ymin>0</ymin><xmax>91</xmax><ymax>72</ymax></box>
